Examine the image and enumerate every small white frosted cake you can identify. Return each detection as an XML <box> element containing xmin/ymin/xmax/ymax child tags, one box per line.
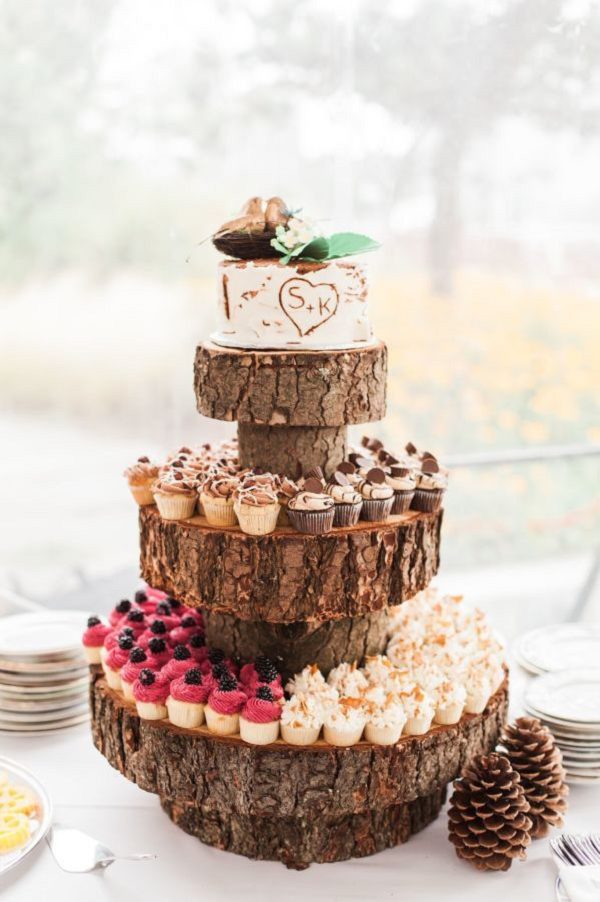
<box><xmin>211</xmin><ymin>259</ymin><xmax>374</xmax><ymax>350</ymax></box>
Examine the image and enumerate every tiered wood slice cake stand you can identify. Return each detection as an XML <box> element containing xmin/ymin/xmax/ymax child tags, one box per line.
<box><xmin>90</xmin><ymin>339</ymin><xmax>508</xmax><ymax>869</ymax></box>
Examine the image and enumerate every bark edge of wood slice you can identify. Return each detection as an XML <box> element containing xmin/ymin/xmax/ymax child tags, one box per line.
<box><xmin>194</xmin><ymin>340</ymin><xmax>387</xmax><ymax>426</ymax></box>
<box><xmin>139</xmin><ymin>504</ymin><xmax>443</xmax><ymax>622</ymax></box>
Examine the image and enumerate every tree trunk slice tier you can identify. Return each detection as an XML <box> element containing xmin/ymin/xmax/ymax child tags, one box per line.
<box><xmin>90</xmin><ymin>671</ymin><xmax>508</xmax><ymax>869</ymax></box>
<box><xmin>237</xmin><ymin>422</ymin><xmax>348</xmax><ymax>478</ymax></box>
<box><xmin>139</xmin><ymin>505</ymin><xmax>443</xmax><ymax>623</ymax></box>
<box><xmin>194</xmin><ymin>340</ymin><xmax>387</xmax><ymax>426</ymax></box>
<box><xmin>202</xmin><ymin>608</ymin><xmax>391</xmax><ymax>681</ymax></box>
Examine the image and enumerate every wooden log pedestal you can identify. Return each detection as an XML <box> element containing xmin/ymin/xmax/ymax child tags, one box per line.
<box><xmin>90</xmin><ymin>669</ymin><xmax>508</xmax><ymax>869</ymax></box>
<box><xmin>194</xmin><ymin>340</ymin><xmax>387</xmax><ymax>477</ymax></box>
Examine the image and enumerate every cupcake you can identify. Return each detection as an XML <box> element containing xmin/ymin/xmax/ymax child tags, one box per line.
<box><xmin>234</xmin><ymin>482</ymin><xmax>280</xmax><ymax>536</ymax></box>
<box><xmin>139</xmin><ymin>618</ymin><xmax>170</xmax><ymax>649</ymax></box>
<box><xmin>411</xmin><ymin>458</ymin><xmax>448</xmax><ymax>513</ymax></box>
<box><xmin>280</xmin><ymin>693</ymin><xmax>323</xmax><ymax>746</ymax></box>
<box><xmin>151</xmin><ymin>601</ymin><xmax>179</xmax><ymax>630</ymax></box>
<box><xmin>276</xmin><ymin>476</ymin><xmax>298</xmax><ymax>526</ymax></box>
<box><xmin>122</xmin><ymin>607</ymin><xmax>146</xmax><ymax>638</ymax></box>
<box><xmin>166</xmin><ymin>667</ymin><xmax>209</xmax><ymax>728</ymax></box>
<box><xmin>145</xmin><ymin>637</ymin><xmax>172</xmax><ymax>669</ymax></box>
<box><xmin>153</xmin><ymin>470</ymin><xmax>197</xmax><ymax>520</ymax></box>
<box><xmin>287</xmin><ymin>479</ymin><xmax>335</xmax><ymax>535</ymax></box>
<box><xmin>240</xmin><ymin>657</ymin><xmax>283</xmax><ymax>698</ymax></box>
<box><xmin>187</xmin><ymin>632</ymin><xmax>208</xmax><ymax>664</ymax></box>
<box><xmin>400</xmin><ymin>685</ymin><xmax>435</xmax><ymax>735</ymax></box>
<box><xmin>120</xmin><ymin>646</ymin><xmax>150</xmax><ymax>700</ymax></box>
<box><xmin>101</xmin><ymin>626</ymin><xmax>134</xmax><ymax>664</ymax></box>
<box><xmin>364</xmin><ymin>692</ymin><xmax>407</xmax><ymax>746</ymax></box>
<box><xmin>323</xmin><ymin>698</ymin><xmax>366</xmax><ymax>747</ymax></box>
<box><xmin>239</xmin><ymin>686</ymin><xmax>282</xmax><ymax>745</ymax></box>
<box><xmin>103</xmin><ymin>634</ymin><xmax>134</xmax><ymax>690</ymax></box>
<box><xmin>327</xmin><ymin>661</ymin><xmax>368</xmax><ymax>699</ymax></box>
<box><xmin>123</xmin><ymin>456</ymin><xmax>160</xmax><ymax>506</ymax></box>
<box><xmin>170</xmin><ymin>615</ymin><xmax>200</xmax><ymax>647</ymax></box>
<box><xmin>285</xmin><ymin>664</ymin><xmax>338</xmax><ymax>712</ymax></box>
<box><xmin>133</xmin><ymin>668</ymin><xmax>170</xmax><ymax>720</ymax></box>
<box><xmin>200</xmin><ymin>473</ymin><xmax>238</xmax><ymax>527</ymax></box>
<box><xmin>82</xmin><ymin>616</ymin><xmax>111</xmax><ymax>664</ymax></box>
<box><xmin>325</xmin><ymin>472</ymin><xmax>363</xmax><ymax>526</ymax></box>
<box><xmin>161</xmin><ymin>645</ymin><xmax>194</xmax><ymax>681</ymax></box>
<box><xmin>386</xmin><ymin>464</ymin><xmax>417</xmax><ymax>514</ymax></box>
<box><xmin>356</xmin><ymin>468</ymin><xmax>394</xmax><ymax>522</ymax></box>
<box><xmin>205</xmin><ymin>674</ymin><xmax>247</xmax><ymax>736</ymax></box>
<box><xmin>463</xmin><ymin>666</ymin><xmax>493</xmax><ymax>715</ymax></box>
<box><xmin>434</xmin><ymin>680</ymin><xmax>466</xmax><ymax>725</ymax></box>
<box><xmin>108</xmin><ymin>599</ymin><xmax>132</xmax><ymax>628</ymax></box>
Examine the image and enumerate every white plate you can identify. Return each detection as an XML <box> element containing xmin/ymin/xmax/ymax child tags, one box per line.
<box><xmin>514</xmin><ymin>624</ymin><xmax>600</xmax><ymax>675</ymax></box>
<box><xmin>0</xmin><ymin>611</ymin><xmax>90</xmax><ymax>658</ymax></box>
<box><xmin>0</xmin><ymin>712</ymin><xmax>89</xmax><ymax>734</ymax></box>
<box><xmin>0</xmin><ymin>756</ymin><xmax>52</xmax><ymax>875</ymax></box>
<box><xmin>523</xmin><ymin>708</ymin><xmax>600</xmax><ymax>739</ymax></box>
<box><xmin>0</xmin><ymin>677</ymin><xmax>89</xmax><ymax>698</ymax></box>
<box><xmin>525</xmin><ymin>670</ymin><xmax>600</xmax><ymax>725</ymax></box>
<box><xmin>0</xmin><ymin>703</ymin><xmax>89</xmax><ymax>725</ymax></box>
<box><xmin>0</xmin><ymin>693</ymin><xmax>87</xmax><ymax>713</ymax></box>
<box><xmin>0</xmin><ymin>718</ymin><xmax>89</xmax><ymax>738</ymax></box>
<box><xmin>0</xmin><ymin>656</ymin><xmax>86</xmax><ymax>674</ymax></box>
<box><xmin>0</xmin><ymin>670</ymin><xmax>88</xmax><ymax>688</ymax></box>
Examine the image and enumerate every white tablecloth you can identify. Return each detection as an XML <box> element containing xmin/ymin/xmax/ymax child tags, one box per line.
<box><xmin>2</xmin><ymin>715</ymin><xmax>599</xmax><ymax>902</ymax></box>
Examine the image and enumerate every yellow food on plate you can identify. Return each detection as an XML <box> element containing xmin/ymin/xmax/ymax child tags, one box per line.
<box><xmin>0</xmin><ymin>812</ymin><xmax>30</xmax><ymax>853</ymax></box>
<box><xmin>0</xmin><ymin>784</ymin><xmax>37</xmax><ymax>816</ymax></box>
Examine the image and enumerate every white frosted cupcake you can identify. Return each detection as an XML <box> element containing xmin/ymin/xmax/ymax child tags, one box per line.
<box><xmin>285</xmin><ymin>664</ymin><xmax>338</xmax><ymax>712</ymax></box>
<box><xmin>234</xmin><ymin>481</ymin><xmax>280</xmax><ymax>536</ymax></box>
<box><xmin>200</xmin><ymin>473</ymin><xmax>238</xmax><ymax>527</ymax></box>
<box><xmin>365</xmin><ymin>692</ymin><xmax>407</xmax><ymax>745</ymax></box>
<box><xmin>327</xmin><ymin>661</ymin><xmax>368</xmax><ymax>698</ymax></box>
<box><xmin>463</xmin><ymin>666</ymin><xmax>493</xmax><ymax>715</ymax></box>
<box><xmin>434</xmin><ymin>680</ymin><xmax>466</xmax><ymax>725</ymax></box>
<box><xmin>400</xmin><ymin>685</ymin><xmax>435</xmax><ymax>735</ymax></box>
<box><xmin>280</xmin><ymin>693</ymin><xmax>323</xmax><ymax>746</ymax></box>
<box><xmin>323</xmin><ymin>698</ymin><xmax>366</xmax><ymax>747</ymax></box>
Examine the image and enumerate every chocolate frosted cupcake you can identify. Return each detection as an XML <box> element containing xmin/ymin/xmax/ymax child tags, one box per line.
<box><xmin>234</xmin><ymin>478</ymin><xmax>280</xmax><ymax>536</ymax></box>
<box><xmin>123</xmin><ymin>456</ymin><xmax>160</xmax><ymax>507</ymax></box>
<box><xmin>200</xmin><ymin>472</ymin><xmax>239</xmax><ymax>527</ymax></box>
<box><xmin>386</xmin><ymin>463</ymin><xmax>417</xmax><ymax>514</ymax></box>
<box><xmin>287</xmin><ymin>478</ymin><xmax>335</xmax><ymax>535</ymax></box>
<box><xmin>411</xmin><ymin>458</ymin><xmax>447</xmax><ymax>512</ymax></box>
<box><xmin>326</xmin><ymin>471</ymin><xmax>363</xmax><ymax>526</ymax></box>
<box><xmin>276</xmin><ymin>476</ymin><xmax>299</xmax><ymax>526</ymax></box>
<box><xmin>153</xmin><ymin>469</ymin><xmax>197</xmax><ymax>520</ymax></box>
<box><xmin>357</xmin><ymin>468</ymin><xmax>394</xmax><ymax>522</ymax></box>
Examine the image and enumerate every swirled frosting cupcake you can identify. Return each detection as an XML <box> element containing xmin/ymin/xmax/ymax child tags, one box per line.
<box><xmin>120</xmin><ymin>646</ymin><xmax>151</xmax><ymax>700</ymax></box>
<box><xmin>399</xmin><ymin>685</ymin><xmax>435</xmax><ymax>735</ymax></box>
<box><xmin>161</xmin><ymin>645</ymin><xmax>194</xmax><ymax>681</ymax></box>
<box><xmin>166</xmin><ymin>667</ymin><xmax>209</xmax><ymax>728</ymax></box>
<box><xmin>82</xmin><ymin>616</ymin><xmax>111</xmax><ymax>664</ymax></box>
<box><xmin>356</xmin><ymin>468</ymin><xmax>394</xmax><ymax>522</ymax></box>
<box><xmin>276</xmin><ymin>476</ymin><xmax>299</xmax><ymax>526</ymax></box>
<box><xmin>108</xmin><ymin>598</ymin><xmax>132</xmax><ymax>628</ymax></box>
<box><xmin>145</xmin><ymin>637</ymin><xmax>172</xmax><ymax>669</ymax></box>
<box><xmin>386</xmin><ymin>464</ymin><xmax>417</xmax><ymax>514</ymax></box>
<box><xmin>170</xmin><ymin>615</ymin><xmax>201</xmax><ymax>647</ymax></box>
<box><xmin>412</xmin><ymin>457</ymin><xmax>448</xmax><ymax>513</ymax></box>
<box><xmin>240</xmin><ymin>686</ymin><xmax>282</xmax><ymax>745</ymax></box>
<box><xmin>323</xmin><ymin>697</ymin><xmax>366</xmax><ymax>747</ymax></box>
<box><xmin>433</xmin><ymin>679</ymin><xmax>466</xmax><ymax>725</ymax></box>
<box><xmin>287</xmin><ymin>478</ymin><xmax>335</xmax><ymax>535</ymax></box>
<box><xmin>325</xmin><ymin>471</ymin><xmax>363</xmax><ymax>526</ymax></box>
<box><xmin>103</xmin><ymin>634</ymin><xmax>134</xmax><ymax>690</ymax></box>
<box><xmin>327</xmin><ymin>661</ymin><xmax>368</xmax><ymax>699</ymax></box>
<box><xmin>234</xmin><ymin>480</ymin><xmax>280</xmax><ymax>536</ymax></box>
<box><xmin>133</xmin><ymin>668</ymin><xmax>170</xmax><ymax>720</ymax></box>
<box><xmin>205</xmin><ymin>674</ymin><xmax>247</xmax><ymax>736</ymax></box>
<box><xmin>200</xmin><ymin>472</ymin><xmax>239</xmax><ymax>527</ymax></box>
<box><xmin>153</xmin><ymin>469</ymin><xmax>197</xmax><ymax>520</ymax></box>
<box><xmin>364</xmin><ymin>691</ymin><xmax>407</xmax><ymax>746</ymax></box>
<box><xmin>123</xmin><ymin>456</ymin><xmax>159</xmax><ymax>507</ymax></box>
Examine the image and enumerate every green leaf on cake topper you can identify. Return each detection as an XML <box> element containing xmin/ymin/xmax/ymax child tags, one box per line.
<box><xmin>271</xmin><ymin>231</ymin><xmax>380</xmax><ymax>264</ymax></box>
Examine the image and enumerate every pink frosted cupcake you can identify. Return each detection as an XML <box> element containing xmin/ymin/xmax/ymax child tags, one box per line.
<box><xmin>205</xmin><ymin>674</ymin><xmax>247</xmax><ymax>736</ymax></box>
<box><xmin>108</xmin><ymin>599</ymin><xmax>133</xmax><ymax>628</ymax></box>
<box><xmin>82</xmin><ymin>616</ymin><xmax>111</xmax><ymax>664</ymax></box>
<box><xmin>145</xmin><ymin>637</ymin><xmax>172</xmax><ymax>669</ymax></box>
<box><xmin>166</xmin><ymin>668</ymin><xmax>210</xmax><ymax>728</ymax></box>
<box><xmin>133</xmin><ymin>669</ymin><xmax>170</xmax><ymax>720</ymax></box>
<box><xmin>187</xmin><ymin>633</ymin><xmax>208</xmax><ymax>664</ymax></box>
<box><xmin>122</xmin><ymin>608</ymin><xmax>146</xmax><ymax>638</ymax></box>
<box><xmin>133</xmin><ymin>588</ymin><xmax>159</xmax><ymax>614</ymax></box>
<box><xmin>240</xmin><ymin>658</ymin><xmax>284</xmax><ymax>700</ymax></box>
<box><xmin>139</xmin><ymin>619</ymin><xmax>170</xmax><ymax>648</ymax></box>
<box><xmin>101</xmin><ymin>627</ymin><xmax>130</xmax><ymax>664</ymax></box>
<box><xmin>151</xmin><ymin>601</ymin><xmax>180</xmax><ymax>630</ymax></box>
<box><xmin>169</xmin><ymin>615</ymin><xmax>200</xmax><ymax>647</ymax></box>
<box><xmin>103</xmin><ymin>635</ymin><xmax>134</xmax><ymax>690</ymax></box>
<box><xmin>120</xmin><ymin>647</ymin><xmax>151</xmax><ymax>700</ymax></box>
<box><xmin>161</xmin><ymin>645</ymin><xmax>194</xmax><ymax>681</ymax></box>
<box><xmin>240</xmin><ymin>687</ymin><xmax>282</xmax><ymax>745</ymax></box>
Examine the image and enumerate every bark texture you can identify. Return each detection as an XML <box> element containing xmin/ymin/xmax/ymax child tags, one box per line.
<box><xmin>237</xmin><ymin>423</ymin><xmax>347</xmax><ymax>478</ymax></box>
<box><xmin>90</xmin><ymin>670</ymin><xmax>507</xmax><ymax>819</ymax></box>
<box><xmin>202</xmin><ymin>609</ymin><xmax>391</xmax><ymax>681</ymax></box>
<box><xmin>139</xmin><ymin>505</ymin><xmax>443</xmax><ymax>622</ymax></box>
<box><xmin>194</xmin><ymin>340</ymin><xmax>387</xmax><ymax>426</ymax></box>
<box><xmin>161</xmin><ymin>790</ymin><xmax>445</xmax><ymax>869</ymax></box>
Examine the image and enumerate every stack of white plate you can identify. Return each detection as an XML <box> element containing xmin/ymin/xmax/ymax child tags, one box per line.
<box><xmin>524</xmin><ymin>668</ymin><xmax>600</xmax><ymax>784</ymax></box>
<box><xmin>0</xmin><ymin>611</ymin><xmax>90</xmax><ymax>736</ymax></box>
<box><xmin>514</xmin><ymin>623</ymin><xmax>600</xmax><ymax>676</ymax></box>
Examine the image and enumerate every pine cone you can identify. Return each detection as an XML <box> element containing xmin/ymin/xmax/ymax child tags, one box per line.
<box><xmin>448</xmin><ymin>753</ymin><xmax>532</xmax><ymax>871</ymax></box>
<box><xmin>502</xmin><ymin>716</ymin><xmax>569</xmax><ymax>839</ymax></box>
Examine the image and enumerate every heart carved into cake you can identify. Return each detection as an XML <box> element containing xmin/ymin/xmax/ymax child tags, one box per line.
<box><xmin>279</xmin><ymin>278</ymin><xmax>339</xmax><ymax>336</ymax></box>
